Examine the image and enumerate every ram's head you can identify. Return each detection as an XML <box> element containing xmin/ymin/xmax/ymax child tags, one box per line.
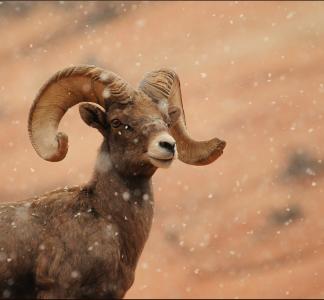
<box><xmin>28</xmin><ymin>65</ymin><xmax>226</xmax><ymax>174</ymax></box>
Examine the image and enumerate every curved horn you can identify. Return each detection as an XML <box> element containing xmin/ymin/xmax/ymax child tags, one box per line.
<box><xmin>139</xmin><ymin>69</ymin><xmax>226</xmax><ymax>165</ymax></box>
<box><xmin>28</xmin><ymin>65</ymin><xmax>134</xmax><ymax>162</ymax></box>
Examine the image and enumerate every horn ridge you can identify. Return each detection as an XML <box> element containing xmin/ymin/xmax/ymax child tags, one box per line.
<box><xmin>138</xmin><ymin>68</ymin><xmax>225</xmax><ymax>166</ymax></box>
<box><xmin>28</xmin><ymin>65</ymin><xmax>133</xmax><ymax>162</ymax></box>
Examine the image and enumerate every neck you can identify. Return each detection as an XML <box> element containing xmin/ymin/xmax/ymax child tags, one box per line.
<box><xmin>89</xmin><ymin>140</ymin><xmax>155</xmax><ymax>205</ymax></box>
<box><xmin>85</xmin><ymin>141</ymin><xmax>155</xmax><ymax>266</ymax></box>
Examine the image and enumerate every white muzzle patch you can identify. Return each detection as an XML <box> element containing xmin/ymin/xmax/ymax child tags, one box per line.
<box><xmin>147</xmin><ymin>133</ymin><xmax>177</xmax><ymax>168</ymax></box>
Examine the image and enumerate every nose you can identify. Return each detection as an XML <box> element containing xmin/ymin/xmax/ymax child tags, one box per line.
<box><xmin>159</xmin><ymin>140</ymin><xmax>175</xmax><ymax>154</ymax></box>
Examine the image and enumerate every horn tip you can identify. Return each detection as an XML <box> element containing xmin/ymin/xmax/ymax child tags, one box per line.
<box><xmin>205</xmin><ymin>137</ymin><xmax>226</xmax><ymax>164</ymax></box>
<box><xmin>214</xmin><ymin>138</ymin><xmax>226</xmax><ymax>152</ymax></box>
<box><xmin>180</xmin><ymin>137</ymin><xmax>226</xmax><ymax>166</ymax></box>
<box><xmin>42</xmin><ymin>132</ymin><xmax>68</xmax><ymax>162</ymax></box>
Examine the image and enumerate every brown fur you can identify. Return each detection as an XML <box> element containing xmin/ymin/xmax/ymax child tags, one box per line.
<box><xmin>0</xmin><ymin>93</ymin><xmax>180</xmax><ymax>299</ymax></box>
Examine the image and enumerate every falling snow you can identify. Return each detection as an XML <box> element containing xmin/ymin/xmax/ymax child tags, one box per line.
<box><xmin>0</xmin><ymin>1</ymin><xmax>323</xmax><ymax>299</ymax></box>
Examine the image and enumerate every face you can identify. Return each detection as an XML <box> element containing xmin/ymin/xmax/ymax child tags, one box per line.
<box><xmin>80</xmin><ymin>92</ymin><xmax>180</xmax><ymax>176</ymax></box>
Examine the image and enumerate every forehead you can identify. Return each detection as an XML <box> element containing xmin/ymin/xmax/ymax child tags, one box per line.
<box><xmin>108</xmin><ymin>92</ymin><xmax>168</xmax><ymax>121</ymax></box>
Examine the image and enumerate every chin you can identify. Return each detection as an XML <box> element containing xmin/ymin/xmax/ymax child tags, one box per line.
<box><xmin>148</xmin><ymin>156</ymin><xmax>174</xmax><ymax>169</ymax></box>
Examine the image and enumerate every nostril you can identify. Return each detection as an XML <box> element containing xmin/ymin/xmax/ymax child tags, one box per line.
<box><xmin>159</xmin><ymin>141</ymin><xmax>175</xmax><ymax>154</ymax></box>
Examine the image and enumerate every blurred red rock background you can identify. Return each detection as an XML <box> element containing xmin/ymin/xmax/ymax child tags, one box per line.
<box><xmin>1</xmin><ymin>1</ymin><xmax>324</xmax><ymax>298</ymax></box>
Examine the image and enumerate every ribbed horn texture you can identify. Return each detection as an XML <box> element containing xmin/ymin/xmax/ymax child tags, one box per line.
<box><xmin>139</xmin><ymin>68</ymin><xmax>226</xmax><ymax>166</ymax></box>
<box><xmin>28</xmin><ymin>65</ymin><xmax>134</xmax><ymax>162</ymax></box>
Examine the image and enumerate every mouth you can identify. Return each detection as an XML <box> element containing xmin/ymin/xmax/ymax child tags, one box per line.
<box><xmin>148</xmin><ymin>155</ymin><xmax>174</xmax><ymax>168</ymax></box>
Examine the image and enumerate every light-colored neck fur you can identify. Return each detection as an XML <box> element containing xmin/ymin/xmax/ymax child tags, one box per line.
<box><xmin>87</xmin><ymin>141</ymin><xmax>154</xmax><ymax>267</ymax></box>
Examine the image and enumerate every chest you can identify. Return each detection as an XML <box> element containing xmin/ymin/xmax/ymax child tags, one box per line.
<box><xmin>50</xmin><ymin>199</ymin><xmax>154</xmax><ymax>265</ymax></box>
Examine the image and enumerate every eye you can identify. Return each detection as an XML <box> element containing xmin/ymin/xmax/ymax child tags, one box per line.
<box><xmin>111</xmin><ymin>119</ymin><xmax>121</xmax><ymax>128</ymax></box>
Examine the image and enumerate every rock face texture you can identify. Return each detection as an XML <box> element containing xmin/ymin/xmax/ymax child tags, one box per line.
<box><xmin>0</xmin><ymin>1</ymin><xmax>324</xmax><ymax>298</ymax></box>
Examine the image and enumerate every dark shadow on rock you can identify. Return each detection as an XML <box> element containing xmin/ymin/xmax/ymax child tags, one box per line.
<box><xmin>280</xmin><ymin>150</ymin><xmax>324</xmax><ymax>183</ymax></box>
<box><xmin>268</xmin><ymin>203</ymin><xmax>304</xmax><ymax>227</ymax></box>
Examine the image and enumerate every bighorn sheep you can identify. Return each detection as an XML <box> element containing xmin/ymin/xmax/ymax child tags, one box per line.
<box><xmin>0</xmin><ymin>65</ymin><xmax>226</xmax><ymax>299</ymax></box>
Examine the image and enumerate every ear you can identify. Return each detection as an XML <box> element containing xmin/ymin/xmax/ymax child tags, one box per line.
<box><xmin>79</xmin><ymin>103</ymin><xmax>108</xmax><ymax>135</ymax></box>
<box><xmin>168</xmin><ymin>105</ymin><xmax>181</xmax><ymax>124</ymax></box>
